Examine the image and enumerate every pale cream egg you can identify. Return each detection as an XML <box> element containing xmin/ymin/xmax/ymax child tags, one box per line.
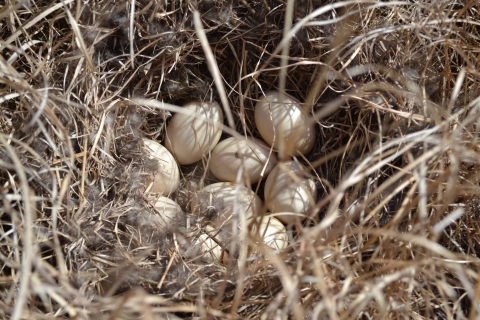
<box><xmin>165</xmin><ymin>101</ymin><xmax>224</xmax><ymax>165</ymax></box>
<box><xmin>250</xmin><ymin>216</ymin><xmax>289</xmax><ymax>250</ymax></box>
<box><xmin>190</xmin><ymin>182</ymin><xmax>263</xmax><ymax>228</ymax></box>
<box><xmin>143</xmin><ymin>138</ymin><xmax>180</xmax><ymax>194</ymax></box>
<box><xmin>196</xmin><ymin>233</ymin><xmax>226</xmax><ymax>263</ymax></box>
<box><xmin>137</xmin><ymin>196</ymin><xmax>183</xmax><ymax>232</ymax></box>
<box><xmin>255</xmin><ymin>91</ymin><xmax>316</xmax><ymax>159</ymax></box>
<box><xmin>270</xmin><ymin>212</ymin><xmax>308</xmax><ymax>225</ymax></box>
<box><xmin>264</xmin><ymin>161</ymin><xmax>317</xmax><ymax>214</ymax></box>
<box><xmin>209</xmin><ymin>136</ymin><xmax>277</xmax><ymax>184</ymax></box>
<box><xmin>152</xmin><ymin>197</ymin><xmax>183</xmax><ymax>228</ymax></box>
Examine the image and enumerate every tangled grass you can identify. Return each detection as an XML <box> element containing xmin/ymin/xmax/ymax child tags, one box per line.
<box><xmin>1</xmin><ymin>0</ymin><xmax>480</xmax><ymax>319</ymax></box>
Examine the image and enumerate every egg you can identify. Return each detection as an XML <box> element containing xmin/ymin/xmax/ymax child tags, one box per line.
<box><xmin>196</xmin><ymin>233</ymin><xmax>226</xmax><ymax>263</ymax></box>
<box><xmin>136</xmin><ymin>197</ymin><xmax>183</xmax><ymax>232</ymax></box>
<box><xmin>264</xmin><ymin>161</ymin><xmax>317</xmax><ymax>214</ymax></box>
<box><xmin>270</xmin><ymin>212</ymin><xmax>308</xmax><ymax>225</ymax></box>
<box><xmin>255</xmin><ymin>91</ymin><xmax>316</xmax><ymax>159</ymax></box>
<box><xmin>209</xmin><ymin>136</ymin><xmax>277</xmax><ymax>184</ymax></box>
<box><xmin>152</xmin><ymin>197</ymin><xmax>184</xmax><ymax>228</ymax></box>
<box><xmin>190</xmin><ymin>182</ymin><xmax>263</xmax><ymax>227</ymax></box>
<box><xmin>250</xmin><ymin>216</ymin><xmax>289</xmax><ymax>250</ymax></box>
<box><xmin>143</xmin><ymin>138</ymin><xmax>180</xmax><ymax>194</ymax></box>
<box><xmin>165</xmin><ymin>101</ymin><xmax>224</xmax><ymax>165</ymax></box>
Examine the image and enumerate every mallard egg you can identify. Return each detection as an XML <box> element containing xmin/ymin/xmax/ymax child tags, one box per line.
<box><xmin>250</xmin><ymin>216</ymin><xmax>289</xmax><ymax>250</ymax></box>
<box><xmin>152</xmin><ymin>197</ymin><xmax>183</xmax><ymax>229</ymax></box>
<box><xmin>165</xmin><ymin>101</ymin><xmax>224</xmax><ymax>165</ymax></box>
<box><xmin>268</xmin><ymin>212</ymin><xmax>309</xmax><ymax>225</ymax></box>
<box><xmin>196</xmin><ymin>233</ymin><xmax>226</xmax><ymax>263</ymax></box>
<box><xmin>209</xmin><ymin>136</ymin><xmax>277</xmax><ymax>184</ymax></box>
<box><xmin>264</xmin><ymin>161</ymin><xmax>317</xmax><ymax>214</ymax></box>
<box><xmin>136</xmin><ymin>197</ymin><xmax>183</xmax><ymax>232</ymax></box>
<box><xmin>143</xmin><ymin>138</ymin><xmax>180</xmax><ymax>194</ymax></box>
<box><xmin>255</xmin><ymin>91</ymin><xmax>316</xmax><ymax>159</ymax></box>
<box><xmin>190</xmin><ymin>182</ymin><xmax>263</xmax><ymax>227</ymax></box>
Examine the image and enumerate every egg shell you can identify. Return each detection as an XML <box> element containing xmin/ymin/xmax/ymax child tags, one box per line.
<box><xmin>137</xmin><ymin>197</ymin><xmax>183</xmax><ymax>232</ymax></box>
<box><xmin>250</xmin><ymin>216</ymin><xmax>289</xmax><ymax>250</ymax></box>
<box><xmin>190</xmin><ymin>182</ymin><xmax>263</xmax><ymax>228</ymax></box>
<box><xmin>264</xmin><ymin>161</ymin><xmax>317</xmax><ymax>214</ymax></box>
<box><xmin>255</xmin><ymin>91</ymin><xmax>316</xmax><ymax>159</ymax></box>
<box><xmin>196</xmin><ymin>233</ymin><xmax>227</xmax><ymax>263</ymax></box>
<box><xmin>152</xmin><ymin>197</ymin><xmax>184</xmax><ymax>229</ymax></box>
<box><xmin>270</xmin><ymin>212</ymin><xmax>308</xmax><ymax>225</ymax></box>
<box><xmin>143</xmin><ymin>138</ymin><xmax>180</xmax><ymax>194</ymax></box>
<box><xmin>165</xmin><ymin>101</ymin><xmax>224</xmax><ymax>165</ymax></box>
<box><xmin>209</xmin><ymin>136</ymin><xmax>277</xmax><ymax>184</ymax></box>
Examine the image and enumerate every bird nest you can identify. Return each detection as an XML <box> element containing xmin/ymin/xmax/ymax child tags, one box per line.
<box><xmin>2</xmin><ymin>0</ymin><xmax>480</xmax><ymax>319</ymax></box>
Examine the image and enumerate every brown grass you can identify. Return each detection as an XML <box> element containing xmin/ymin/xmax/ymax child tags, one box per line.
<box><xmin>2</xmin><ymin>0</ymin><xmax>480</xmax><ymax>319</ymax></box>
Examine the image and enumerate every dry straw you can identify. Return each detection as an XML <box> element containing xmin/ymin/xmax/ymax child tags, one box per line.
<box><xmin>1</xmin><ymin>0</ymin><xmax>480</xmax><ymax>319</ymax></box>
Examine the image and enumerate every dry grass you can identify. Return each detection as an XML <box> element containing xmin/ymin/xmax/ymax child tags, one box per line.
<box><xmin>2</xmin><ymin>0</ymin><xmax>480</xmax><ymax>319</ymax></box>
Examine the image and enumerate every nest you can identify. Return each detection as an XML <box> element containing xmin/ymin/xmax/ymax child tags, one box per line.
<box><xmin>2</xmin><ymin>0</ymin><xmax>480</xmax><ymax>318</ymax></box>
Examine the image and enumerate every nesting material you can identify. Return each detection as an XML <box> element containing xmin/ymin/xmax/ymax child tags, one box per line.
<box><xmin>191</xmin><ymin>182</ymin><xmax>263</xmax><ymax>227</ymax></box>
<box><xmin>165</xmin><ymin>101</ymin><xmax>224</xmax><ymax>165</ymax></box>
<box><xmin>255</xmin><ymin>91</ymin><xmax>316</xmax><ymax>159</ymax></box>
<box><xmin>264</xmin><ymin>161</ymin><xmax>317</xmax><ymax>214</ymax></box>
<box><xmin>209</xmin><ymin>136</ymin><xmax>278</xmax><ymax>184</ymax></box>
<box><xmin>143</xmin><ymin>138</ymin><xmax>180</xmax><ymax>194</ymax></box>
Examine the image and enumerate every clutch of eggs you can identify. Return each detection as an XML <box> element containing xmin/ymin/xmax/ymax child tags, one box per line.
<box><xmin>255</xmin><ymin>91</ymin><xmax>316</xmax><ymax>159</ymax></box>
<box><xmin>165</xmin><ymin>101</ymin><xmax>224</xmax><ymax>165</ymax></box>
<box><xmin>264</xmin><ymin>161</ymin><xmax>317</xmax><ymax>217</ymax></box>
<box><xmin>143</xmin><ymin>138</ymin><xmax>180</xmax><ymax>194</ymax></box>
<box><xmin>209</xmin><ymin>136</ymin><xmax>277</xmax><ymax>184</ymax></box>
